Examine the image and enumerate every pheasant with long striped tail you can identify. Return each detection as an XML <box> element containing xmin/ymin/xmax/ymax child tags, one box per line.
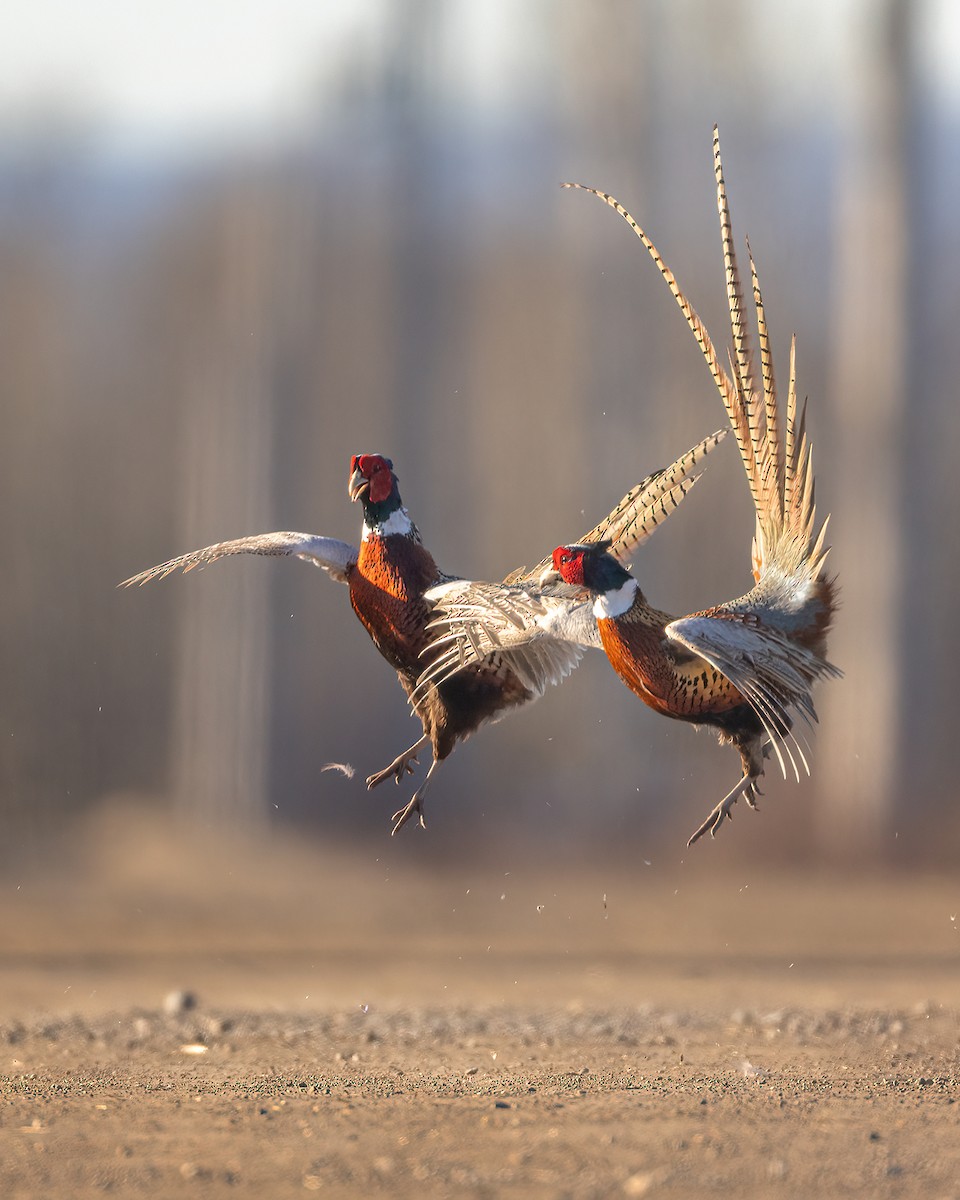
<box><xmin>422</xmin><ymin>128</ymin><xmax>839</xmax><ymax>845</ymax></box>
<box><xmin>122</xmin><ymin>437</ymin><xmax>724</xmax><ymax>834</ymax></box>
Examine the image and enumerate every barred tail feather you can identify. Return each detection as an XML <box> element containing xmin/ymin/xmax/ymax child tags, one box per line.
<box><xmin>748</xmin><ymin>240</ymin><xmax>783</xmax><ymax>512</ymax></box>
<box><xmin>511</xmin><ymin>428</ymin><xmax>727</xmax><ymax>583</ymax></box>
<box><xmin>560</xmin><ymin>180</ymin><xmax>757</xmax><ymax>511</ymax></box>
<box><xmin>565</xmin><ymin>128</ymin><xmax>832</xmax><ymax>596</ymax></box>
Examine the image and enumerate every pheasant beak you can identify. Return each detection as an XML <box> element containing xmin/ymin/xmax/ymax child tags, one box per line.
<box><xmin>539</xmin><ymin>566</ymin><xmax>561</xmax><ymax>586</ymax></box>
<box><xmin>347</xmin><ymin>467</ymin><xmax>369</xmax><ymax>502</ymax></box>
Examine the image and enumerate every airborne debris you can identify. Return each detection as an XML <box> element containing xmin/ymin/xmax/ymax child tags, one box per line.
<box><xmin>321</xmin><ymin>762</ymin><xmax>355</xmax><ymax>779</ymax></box>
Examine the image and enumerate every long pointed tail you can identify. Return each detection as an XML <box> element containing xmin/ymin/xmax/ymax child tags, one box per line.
<box><xmin>562</xmin><ymin>126</ymin><xmax>830</xmax><ymax>589</ymax></box>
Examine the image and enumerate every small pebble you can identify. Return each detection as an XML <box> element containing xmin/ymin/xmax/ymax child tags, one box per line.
<box><xmin>164</xmin><ymin>991</ymin><xmax>197</xmax><ymax>1017</ymax></box>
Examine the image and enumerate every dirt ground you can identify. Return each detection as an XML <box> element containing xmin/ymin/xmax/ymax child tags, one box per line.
<box><xmin>1</xmin><ymin>802</ymin><xmax>959</xmax><ymax>1199</ymax></box>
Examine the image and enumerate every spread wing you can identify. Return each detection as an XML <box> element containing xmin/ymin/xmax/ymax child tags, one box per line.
<box><xmin>418</xmin><ymin>429</ymin><xmax>727</xmax><ymax>700</ymax></box>
<box><xmin>120</xmin><ymin>532</ymin><xmax>358</xmax><ymax>588</ymax></box>
<box><xmin>419</xmin><ymin>579</ymin><xmax>594</xmax><ymax>700</ymax></box>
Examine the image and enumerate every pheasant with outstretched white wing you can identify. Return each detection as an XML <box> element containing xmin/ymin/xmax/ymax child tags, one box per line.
<box><xmin>423</xmin><ymin>128</ymin><xmax>840</xmax><ymax>846</ymax></box>
<box><xmin>124</xmin><ymin>435</ymin><xmax>724</xmax><ymax>834</ymax></box>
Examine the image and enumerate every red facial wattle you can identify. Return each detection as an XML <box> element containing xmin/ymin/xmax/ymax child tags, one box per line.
<box><xmin>552</xmin><ymin>546</ymin><xmax>585</xmax><ymax>586</ymax></box>
<box><xmin>366</xmin><ymin>458</ymin><xmax>394</xmax><ymax>504</ymax></box>
<box><xmin>349</xmin><ymin>454</ymin><xmax>395</xmax><ymax>505</ymax></box>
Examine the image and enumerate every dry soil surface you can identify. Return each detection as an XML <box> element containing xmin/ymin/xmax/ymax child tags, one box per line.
<box><xmin>1</xmin><ymin>803</ymin><xmax>959</xmax><ymax>1198</ymax></box>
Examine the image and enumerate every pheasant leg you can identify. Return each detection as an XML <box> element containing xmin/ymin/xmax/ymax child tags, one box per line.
<box><xmin>366</xmin><ymin>735</ymin><xmax>430</xmax><ymax>790</ymax></box>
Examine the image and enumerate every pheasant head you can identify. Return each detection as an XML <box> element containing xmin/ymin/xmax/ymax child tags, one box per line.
<box><xmin>348</xmin><ymin>453</ymin><xmax>414</xmax><ymax>538</ymax></box>
<box><xmin>543</xmin><ymin>542</ymin><xmax>638</xmax><ymax>619</ymax></box>
<box><xmin>543</xmin><ymin>542</ymin><xmax>624</xmax><ymax>590</ymax></box>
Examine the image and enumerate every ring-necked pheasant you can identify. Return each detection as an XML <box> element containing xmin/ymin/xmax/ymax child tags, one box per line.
<box><xmin>122</xmin><ymin>439</ymin><xmax>724</xmax><ymax>833</ymax></box>
<box><xmin>421</xmin><ymin>128</ymin><xmax>839</xmax><ymax>845</ymax></box>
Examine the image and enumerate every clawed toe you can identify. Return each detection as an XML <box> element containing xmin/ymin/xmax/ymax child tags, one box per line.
<box><xmin>386</xmin><ymin>757</ymin><xmax>440</xmax><ymax>836</ymax></box>
<box><xmin>366</xmin><ymin>736</ymin><xmax>429</xmax><ymax>791</ymax></box>
<box><xmin>686</xmin><ymin>776</ymin><xmax>759</xmax><ymax>847</ymax></box>
<box><xmin>687</xmin><ymin>805</ymin><xmax>729</xmax><ymax>847</ymax></box>
<box><xmin>366</xmin><ymin>754</ymin><xmax>418</xmax><ymax>791</ymax></box>
<box><xmin>391</xmin><ymin>797</ymin><xmax>426</xmax><ymax>835</ymax></box>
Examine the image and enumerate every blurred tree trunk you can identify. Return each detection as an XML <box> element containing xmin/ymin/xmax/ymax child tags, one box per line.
<box><xmin>380</xmin><ymin>0</ymin><xmax>453</xmax><ymax>513</ymax></box>
<box><xmin>0</xmin><ymin>202</ymin><xmax>75</xmax><ymax>849</ymax></box>
<box><xmin>817</xmin><ymin>0</ymin><xmax>915</xmax><ymax>856</ymax></box>
<box><xmin>170</xmin><ymin>184</ymin><xmax>277</xmax><ymax>828</ymax></box>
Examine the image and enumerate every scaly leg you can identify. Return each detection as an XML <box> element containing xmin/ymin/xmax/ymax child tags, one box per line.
<box><xmin>366</xmin><ymin>734</ymin><xmax>430</xmax><ymax>790</ymax></box>
<box><xmin>686</xmin><ymin>773</ymin><xmax>761</xmax><ymax>847</ymax></box>
<box><xmin>391</xmin><ymin>757</ymin><xmax>441</xmax><ymax>835</ymax></box>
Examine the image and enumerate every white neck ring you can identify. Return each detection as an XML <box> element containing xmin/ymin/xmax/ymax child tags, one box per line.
<box><xmin>593</xmin><ymin>578</ymin><xmax>637</xmax><ymax>619</ymax></box>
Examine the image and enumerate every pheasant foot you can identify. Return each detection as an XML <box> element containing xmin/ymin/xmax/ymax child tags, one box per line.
<box><xmin>686</xmin><ymin>774</ymin><xmax>760</xmax><ymax>847</ymax></box>
<box><xmin>391</xmin><ymin>794</ymin><xmax>426</xmax><ymax>834</ymax></box>
<box><xmin>390</xmin><ymin>757</ymin><xmax>440</xmax><ymax>835</ymax></box>
<box><xmin>366</xmin><ymin>735</ymin><xmax>429</xmax><ymax>790</ymax></box>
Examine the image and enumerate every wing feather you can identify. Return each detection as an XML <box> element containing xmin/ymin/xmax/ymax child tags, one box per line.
<box><xmin>665</xmin><ymin>613</ymin><xmax>840</xmax><ymax>779</ymax></box>
<box><xmin>415</xmin><ymin>581</ymin><xmax>597</xmax><ymax>706</ymax></box>
<box><xmin>120</xmin><ymin>532</ymin><xmax>358</xmax><ymax>587</ymax></box>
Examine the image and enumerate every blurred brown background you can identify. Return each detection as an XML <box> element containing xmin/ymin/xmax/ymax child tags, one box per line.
<box><xmin>2</xmin><ymin>0</ymin><xmax>957</xmax><ymax>871</ymax></box>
